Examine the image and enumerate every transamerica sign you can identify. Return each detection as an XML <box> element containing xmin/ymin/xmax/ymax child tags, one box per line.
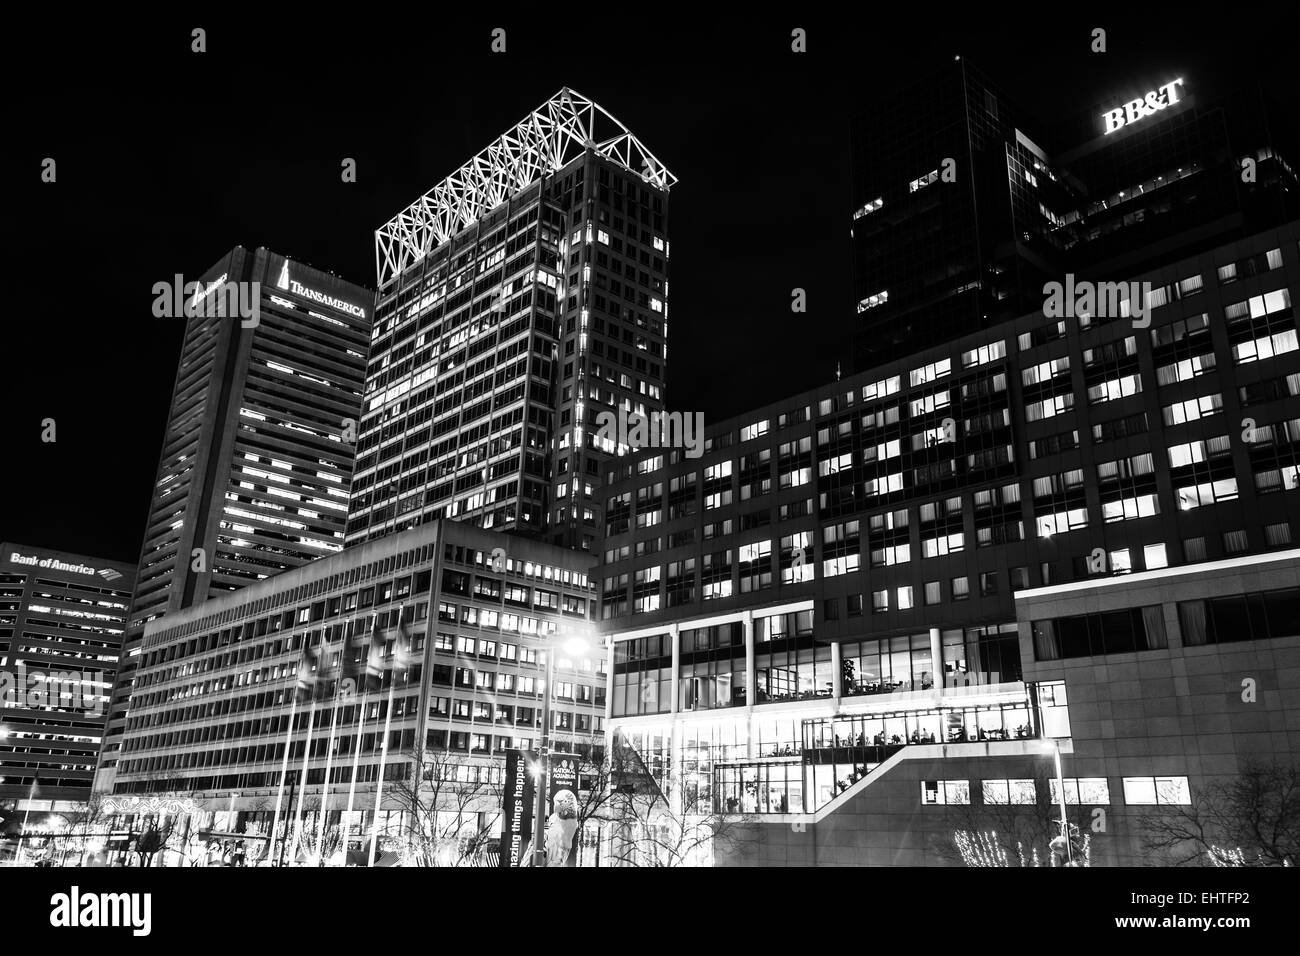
<box><xmin>275</xmin><ymin>260</ymin><xmax>367</xmax><ymax>319</ymax></box>
<box><xmin>1101</xmin><ymin>78</ymin><xmax>1185</xmax><ymax>135</ymax></box>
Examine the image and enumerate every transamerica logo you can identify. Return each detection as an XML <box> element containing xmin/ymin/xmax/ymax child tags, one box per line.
<box><xmin>276</xmin><ymin>262</ymin><xmax>367</xmax><ymax>319</ymax></box>
<box><xmin>288</xmin><ymin>280</ymin><xmax>367</xmax><ymax>318</ymax></box>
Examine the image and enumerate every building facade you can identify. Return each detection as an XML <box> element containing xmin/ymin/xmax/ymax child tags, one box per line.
<box><xmin>601</xmin><ymin>219</ymin><xmax>1300</xmax><ymax>864</ymax></box>
<box><xmin>851</xmin><ymin>60</ymin><xmax>1298</xmax><ymax>370</ymax></box>
<box><xmin>1</xmin><ymin>544</ymin><xmax>135</xmax><ymax>806</ymax></box>
<box><xmin>353</xmin><ymin>89</ymin><xmax>675</xmax><ymax>552</ymax></box>
<box><xmin>700</xmin><ymin>550</ymin><xmax>1299</xmax><ymax>866</ymax></box>
<box><xmin>95</xmin><ymin>248</ymin><xmax>372</xmax><ymax>793</ymax></box>
<box><xmin>108</xmin><ymin>520</ymin><xmax>602</xmax><ymax>856</ymax></box>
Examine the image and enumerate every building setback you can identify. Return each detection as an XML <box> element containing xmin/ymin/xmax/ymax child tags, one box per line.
<box><xmin>108</xmin><ymin>521</ymin><xmax>602</xmax><ymax>849</ymax></box>
<box><xmin>1</xmin><ymin>545</ymin><xmax>135</xmax><ymax>806</ymax></box>
<box><xmin>95</xmin><ymin>248</ymin><xmax>372</xmax><ymax>793</ymax></box>
<box><xmin>353</xmin><ymin>89</ymin><xmax>675</xmax><ymax>552</ymax></box>
<box><xmin>599</xmin><ymin>219</ymin><xmax>1300</xmax><ymax>865</ymax></box>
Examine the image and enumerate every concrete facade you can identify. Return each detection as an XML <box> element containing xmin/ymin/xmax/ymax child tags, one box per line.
<box><xmin>713</xmin><ymin>550</ymin><xmax>1300</xmax><ymax>866</ymax></box>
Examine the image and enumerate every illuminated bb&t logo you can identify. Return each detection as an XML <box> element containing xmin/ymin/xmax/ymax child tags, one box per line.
<box><xmin>1101</xmin><ymin>78</ymin><xmax>1184</xmax><ymax>135</ymax></box>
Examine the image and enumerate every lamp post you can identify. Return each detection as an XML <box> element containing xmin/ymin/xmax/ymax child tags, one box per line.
<box><xmin>532</xmin><ymin>635</ymin><xmax>589</xmax><ymax>867</ymax></box>
<box><xmin>11</xmin><ymin>776</ymin><xmax>38</xmax><ymax>868</ymax></box>
<box><xmin>1049</xmin><ymin>738</ymin><xmax>1072</xmax><ymax>866</ymax></box>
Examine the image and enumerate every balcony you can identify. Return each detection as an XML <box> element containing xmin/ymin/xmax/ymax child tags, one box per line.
<box><xmin>710</xmin><ymin>682</ymin><xmax>1063</xmax><ymax>815</ymax></box>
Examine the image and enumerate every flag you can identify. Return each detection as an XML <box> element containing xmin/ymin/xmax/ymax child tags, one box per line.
<box><xmin>295</xmin><ymin>643</ymin><xmax>321</xmax><ymax>703</ymax></box>
<box><xmin>363</xmin><ymin>616</ymin><xmax>386</xmax><ymax>693</ymax></box>
<box><xmin>342</xmin><ymin>620</ymin><xmax>364</xmax><ymax>681</ymax></box>
<box><xmin>392</xmin><ymin>616</ymin><xmax>412</xmax><ymax>673</ymax></box>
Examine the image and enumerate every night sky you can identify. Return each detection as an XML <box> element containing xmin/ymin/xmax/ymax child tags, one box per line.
<box><xmin>6</xmin><ymin>12</ymin><xmax>1295</xmax><ymax>564</ymax></box>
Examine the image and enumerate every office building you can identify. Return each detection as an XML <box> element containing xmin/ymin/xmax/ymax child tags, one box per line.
<box><xmin>600</xmin><ymin>219</ymin><xmax>1300</xmax><ymax>865</ymax></box>
<box><xmin>851</xmin><ymin>60</ymin><xmax>1298</xmax><ymax>370</ymax></box>
<box><xmin>108</xmin><ymin>520</ymin><xmax>602</xmax><ymax>856</ymax></box>
<box><xmin>352</xmin><ymin>88</ymin><xmax>675</xmax><ymax>552</ymax></box>
<box><xmin>95</xmin><ymin>248</ymin><xmax>372</xmax><ymax>793</ymax></box>
<box><xmin>1</xmin><ymin>544</ymin><xmax>134</xmax><ymax>806</ymax></box>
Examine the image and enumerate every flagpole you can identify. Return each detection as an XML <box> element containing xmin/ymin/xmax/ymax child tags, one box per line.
<box><xmin>367</xmin><ymin>605</ymin><xmax>405</xmax><ymax>868</ymax></box>
<box><xmin>344</xmin><ymin>683</ymin><xmax>369</xmax><ymax>855</ymax></box>
<box><xmin>316</xmin><ymin>680</ymin><xmax>343</xmax><ymax>865</ymax></box>
<box><xmin>367</xmin><ymin>677</ymin><xmax>397</xmax><ymax>867</ymax></box>
<box><xmin>343</xmin><ymin>611</ymin><xmax>374</xmax><ymax>857</ymax></box>
<box><xmin>290</xmin><ymin>695</ymin><xmax>319</xmax><ymax>864</ymax></box>
<box><xmin>269</xmin><ymin>692</ymin><xmax>299</xmax><ymax>867</ymax></box>
<box><xmin>317</xmin><ymin>614</ymin><xmax>357</xmax><ymax>864</ymax></box>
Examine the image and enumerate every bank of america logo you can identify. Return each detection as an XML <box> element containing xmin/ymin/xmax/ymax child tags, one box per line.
<box><xmin>276</xmin><ymin>261</ymin><xmax>290</xmax><ymax>291</ymax></box>
<box><xmin>97</xmin><ymin>568</ymin><xmax>123</xmax><ymax>582</ymax></box>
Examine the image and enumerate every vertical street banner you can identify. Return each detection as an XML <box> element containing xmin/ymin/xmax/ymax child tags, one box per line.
<box><xmin>548</xmin><ymin>752</ymin><xmax>580</xmax><ymax>803</ymax></box>
<box><xmin>548</xmin><ymin>751</ymin><xmax>582</xmax><ymax>867</ymax></box>
<box><xmin>500</xmin><ymin>748</ymin><xmax>537</xmax><ymax>868</ymax></box>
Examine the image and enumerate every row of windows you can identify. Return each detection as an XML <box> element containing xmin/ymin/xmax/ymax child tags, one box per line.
<box><xmin>921</xmin><ymin>776</ymin><xmax>1190</xmax><ymax>806</ymax></box>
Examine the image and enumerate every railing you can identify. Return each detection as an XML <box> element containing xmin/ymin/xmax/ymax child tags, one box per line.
<box><xmin>711</xmin><ymin>685</ymin><xmax>1047</xmax><ymax>814</ymax></box>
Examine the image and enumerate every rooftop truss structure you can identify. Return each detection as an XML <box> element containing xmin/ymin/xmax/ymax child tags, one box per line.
<box><xmin>374</xmin><ymin>88</ymin><xmax>677</xmax><ymax>289</ymax></box>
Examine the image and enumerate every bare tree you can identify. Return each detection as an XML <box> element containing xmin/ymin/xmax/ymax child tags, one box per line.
<box><xmin>289</xmin><ymin>795</ymin><xmax>349</xmax><ymax>866</ymax></box>
<box><xmin>386</xmin><ymin>741</ymin><xmax>504</xmax><ymax>866</ymax></box>
<box><xmin>135</xmin><ymin>818</ymin><xmax>174</xmax><ymax>868</ymax></box>
<box><xmin>599</xmin><ymin>739</ymin><xmax>759</xmax><ymax>867</ymax></box>
<box><xmin>1139</xmin><ymin>758</ymin><xmax>1299</xmax><ymax>867</ymax></box>
<box><xmin>58</xmin><ymin>793</ymin><xmax>110</xmax><ymax>865</ymax></box>
<box><xmin>933</xmin><ymin>770</ymin><xmax>1090</xmax><ymax>866</ymax></box>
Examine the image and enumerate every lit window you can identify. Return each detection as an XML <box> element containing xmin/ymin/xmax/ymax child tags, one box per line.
<box><xmin>1050</xmin><ymin>778</ymin><xmax>1112</xmax><ymax>805</ymax></box>
<box><xmin>921</xmin><ymin>779</ymin><xmax>970</xmax><ymax>805</ymax></box>
<box><xmin>1143</xmin><ymin>543</ymin><xmax>1168</xmax><ymax>569</ymax></box>
<box><xmin>1122</xmin><ymin>776</ymin><xmax>1191</xmax><ymax>805</ymax></box>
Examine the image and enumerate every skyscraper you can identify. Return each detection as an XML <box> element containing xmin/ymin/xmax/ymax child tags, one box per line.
<box><xmin>350</xmin><ymin>89</ymin><xmax>675</xmax><ymax>553</ymax></box>
<box><xmin>850</xmin><ymin>59</ymin><xmax>1298</xmax><ymax>371</ymax></box>
<box><xmin>94</xmin><ymin>248</ymin><xmax>372</xmax><ymax>792</ymax></box>
<box><xmin>849</xmin><ymin>59</ymin><xmax>1054</xmax><ymax>371</ymax></box>
<box><xmin>1</xmin><ymin>544</ymin><xmax>134</xmax><ymax>806</ymax></box>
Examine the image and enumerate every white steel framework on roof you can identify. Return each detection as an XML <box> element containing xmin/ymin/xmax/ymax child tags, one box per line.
<box><xmin>374</xmin><ymin>88</ymin><xmax>677</xmax><ymax>289</ymax></box>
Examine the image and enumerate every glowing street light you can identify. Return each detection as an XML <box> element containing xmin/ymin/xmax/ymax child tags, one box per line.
<box><xmin>1042</xmin><ymin>738</ymin><xmax>1072</xmax><ymax>865</ymax></box>
<box><xmin>532</xmin><ymin>631</ymin><xmax>591</xmax><ymax>867</ymax></box>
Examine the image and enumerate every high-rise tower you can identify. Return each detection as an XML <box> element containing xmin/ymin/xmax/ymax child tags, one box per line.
<box><xmin>351</xmin><ymin>89</ymin><xmax>676</xmax><ymax>553</ymax></box>
<box><xmin>94</xmin><ymin>248</ymin><xmax>372</xmax><ymax>791</ymax></box>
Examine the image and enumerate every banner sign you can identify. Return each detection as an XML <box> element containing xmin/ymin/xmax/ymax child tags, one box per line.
<box><xmin>500</xmin><ymin>748</ymin><xmax>537</xmax><ymax>868</ymax></box>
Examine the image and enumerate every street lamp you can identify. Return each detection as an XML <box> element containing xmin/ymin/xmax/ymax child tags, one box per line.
<box><xmin>532</xmin><ymin>634</ymin><xmax>590</xmax><ymax>867</ymax></box>
<box><xmin>10</xmin><ymin>776</ymin><xmax>38</xmax><ymax>868</ymax></box>
<box><xmin>1044</xmin><ymin>738</ymin><xmax>1072</xmax><ymax>865</ymax></box>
